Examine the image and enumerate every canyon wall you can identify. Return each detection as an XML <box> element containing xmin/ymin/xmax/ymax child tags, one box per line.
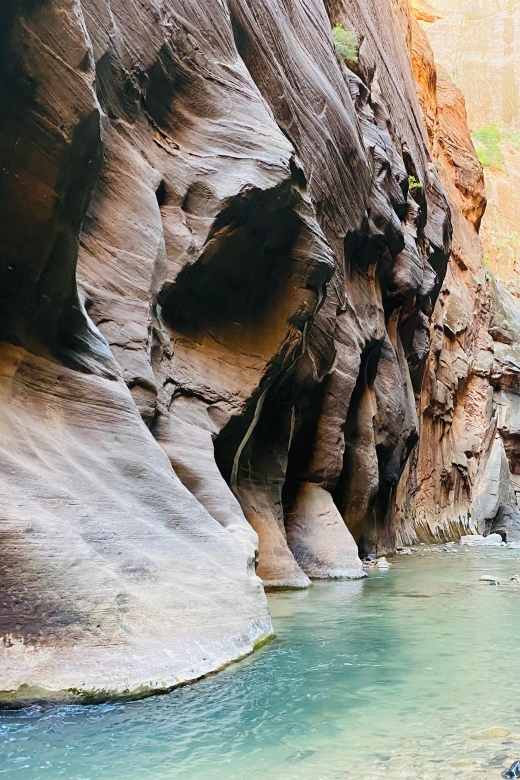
<box><xmin>415</xmin><ymin>0</ymin><xmax>520</xmax><ymax>130</ymax></box>
<box><xmin>414</xmin><ymin>0</ymin><xmax>520</xmax><ymax>287</ymax></box>
<box><xmin>0</xmin><ymin>0</ymin><xmax>486</xmax><ymax>703</ymax></box>
<box><xmin>394</xmin><ymin>0</ymin><xmax>520</xmax><ymax>542</ymax></box>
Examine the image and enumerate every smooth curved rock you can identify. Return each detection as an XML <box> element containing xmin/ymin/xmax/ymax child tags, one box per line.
<box><xmin>461</xmin><ymin>533</ymin><xmax>503</xmax><ymax>547</ymax></box>
<box><xmin>285</xmin><ymin>483</ymin><xmax>365</xmax><ymax>579</ymax></box>
<box><xmin>0</xmin><ymin>344</ymin><xmax>271</xmax><ymax>703</ymax></box>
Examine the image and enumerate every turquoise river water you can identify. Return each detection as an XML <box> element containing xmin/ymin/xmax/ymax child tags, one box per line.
<box><xmin>2</xmin><ymin>546</ymin><xmax>520</xmax><ymax>780</ymax></box>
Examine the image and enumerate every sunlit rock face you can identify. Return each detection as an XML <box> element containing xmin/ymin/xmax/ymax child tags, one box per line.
<box><xmin>414</xmin><ymin>0</ymin><xmax>520</xmax><ymax>288</ymax></box>
<box><xmin>415</xmin><ymin>0</ymin><xmax>520</xmax><ymax>129</ymax></box>
<box><xmin>0</xmin><ymin>0</ymin><xmax>450</xmax><ymax>701</ymax></box>
<box><xmin>394</xmin><ymin>1</ymin><xmax>520</xmax><ymax>543</ymax></box>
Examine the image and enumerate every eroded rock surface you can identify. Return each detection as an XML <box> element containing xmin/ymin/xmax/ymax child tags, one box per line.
<box><xmin>395</xmin><ymin>2</ymin><xmax>520</xmax><ymax>544</ymax></box>
<box><xmin>0</xmin><ymin>0</ymin><xmax>452</xmax><ymax>700</ymax></box>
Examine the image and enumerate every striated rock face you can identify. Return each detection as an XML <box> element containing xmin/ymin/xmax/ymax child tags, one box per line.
<box><xmin>0</xmin><ymin>0</ymin><xmax>452</xmax><ymax>701</ymax></box>
<box><xmin>395</xmin><ymin>1</ymin><xmax>520</xmax><ymax>544</ymax></box>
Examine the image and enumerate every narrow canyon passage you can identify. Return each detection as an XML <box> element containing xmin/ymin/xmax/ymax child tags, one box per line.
<box><xmin>3</xmin><ymin>547</ymin><xmax>520</xmax><ymax>780</ymax></box>
<box><xmin>3</xmin><ymin>0</ymin><xmax>520</xmax><ymax>776</ymax></box>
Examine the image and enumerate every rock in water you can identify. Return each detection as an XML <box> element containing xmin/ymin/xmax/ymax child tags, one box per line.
<box><xmin>503</xmin><ymin>760</ymin><xmax>520</xmax><ymax>779</ymax></box>
<box><xmin>480</xmin><ymin>575</ymin><xmax>501</xmax><ymax>582</ymax></box>
<box><xmin>461</xmin><ymin>534</ymin><xmax>486</xmax><ymax>545</ymax></box>
<box><xmin>461</xmin><ymin>534</ymin><xmax>503</xmax><ymax>546</ymax></box>
<box><xmin>480</xmin><ymin>534</ymin><xmax>505</xmax><ymax>546</ymax></box>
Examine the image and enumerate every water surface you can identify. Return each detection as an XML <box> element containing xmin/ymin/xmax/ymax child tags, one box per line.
<box><xmin>2</xmin><ymin>546</ymin><xmax>520</xmax><ymax>779</ymax></box>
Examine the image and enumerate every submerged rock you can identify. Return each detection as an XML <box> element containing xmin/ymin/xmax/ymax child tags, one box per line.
<box><xmin>449</xmin><ymin>758</ymin><xmax>478</xmax><ymax>767</ymax></box>
<box><xmin>470</xmin><ymin>727</ymin><xmax>511</xmax><ymax>740</ymax></box>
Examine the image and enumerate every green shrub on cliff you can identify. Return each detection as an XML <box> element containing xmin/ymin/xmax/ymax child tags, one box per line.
<box><xmin>332</xmin><ymin>24</ymin><xmax>359</xmax><ymax>64</ymax></box>
<box><xmin>471</xmin><ymin>123</ymin><xmax>520</xmax><ymax>172</ymax></box>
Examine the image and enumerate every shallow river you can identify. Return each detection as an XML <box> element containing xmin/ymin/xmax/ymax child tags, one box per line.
<box><xmin>2</xmin><ymin>546</ymin><xmax>520</xmax><ymax>780</ymax></box>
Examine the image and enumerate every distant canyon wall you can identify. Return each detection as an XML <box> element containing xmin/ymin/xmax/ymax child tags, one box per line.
<box><xmin>415</xmin><ymin>0</ymin><xmax>520</xmax><ymax>129</ymax></box>
<box><xmin>414</xmin><ymin>0</ymin><xmax>520</xmax><ymax>284</ymax></box>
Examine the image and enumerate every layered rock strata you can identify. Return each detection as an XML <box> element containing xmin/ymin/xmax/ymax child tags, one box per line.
<box><xmin>394</xmin><ymin>1</ymin><xmax>520</xmax><ymax>543</ymax></box>
<box><xmin>0</xmin><ymin>0</ymin><xmax>451</xmax><ymax>701</ymax></box>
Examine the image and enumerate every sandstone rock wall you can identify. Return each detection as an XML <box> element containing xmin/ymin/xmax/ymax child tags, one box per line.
<box><xmin>0</xmin><ymin>0</ymin><xmax>452</xmax><ymax>702</ymax></box>
<box><xmin>414</xmin><ymin>0</ymin><xmax>520</xmax><ymax>302</ymax></box>
<box><xmin>394</xmin><ymin>1</ymin><xmax>520</xmax><ymax>543</ymax></box>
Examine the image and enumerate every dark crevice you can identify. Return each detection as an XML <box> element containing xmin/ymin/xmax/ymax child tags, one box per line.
<box><xmin>155</xmin><ymin>180</ymin><xmax>167</xmax><ymax>208</ymax></box>
<box><xmin>158</xmin><ymin>183</ymin><xmax>304</xmax><ymax>335</ymax></box>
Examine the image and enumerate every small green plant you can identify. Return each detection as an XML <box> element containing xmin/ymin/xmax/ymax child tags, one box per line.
<box><xmin>509</xmin><ymin>231</ymin><xmax>519</xmax><ymax>248</ymax></box>
<box><xmin>471</xmin><ymin>123</ymin><xmax>505</xmax><ymax>170</ymax></box>
<box><xmin>408</xmin><ymin>175</ymin><xmax>422</xmax><ymax>191</ymax></box>
<box><xmin>332</xmin><ymin>23</ymin><xmax>359</xmax><ymax>64</ymax></box>
<box><xmin>483</xmin><ymin>255</ymin><xmax>491</xmax><ymax>267</ymax></box>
